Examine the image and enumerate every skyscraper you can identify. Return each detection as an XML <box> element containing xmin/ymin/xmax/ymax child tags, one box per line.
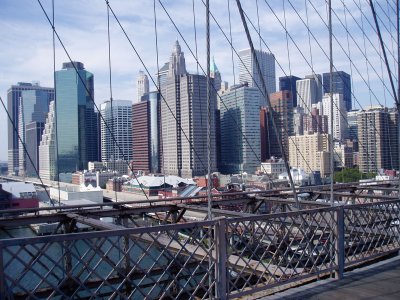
<box><xmin>296</xmin><ymin>74</ymin><xmax>322</xmax><ymax>114</ymax></box>
<box><xmin>155</xmin><ymin>62</ymin><xmax>169</xmax><ymax>90</ymax></box>
<box><xmin>137</xmin><ymin>71</ymin><xmax>149</xmax><ymax>103</ymax></box>
<box><xmin>100</xmin><ymin>100</ymin><xmax>132</xmax><ymax>163</ymax></box>
<box><xmin>17</xmin><ymin>89</ymin><xmax>53</xmax><ymax>176</ymax></box>
<box><xmin>238</xmin><ymin>48</ymin><xmax>276</xmax><ymax>106</ymax></box>
<box><xmin>25</xmin><ymin>122</ymin><xmax>45</xmax><ymax>177</ymax></box>
<box><xmin>323</xmin><ymin>71</ymin><xmax>352</xmax><ymax>112</ymax></box>
<box><xmin>279</xmin><ymin>75</ymin><xmax>301</xmax><ymax>107</ymax></box>
<box><xmin>132</xmin><ymin>91</ymin><xmax>160</xmax><ymax>174</ymax></box>
<box><xmin>220</xmin><ymin>84</ymin><xmax>261</xmax><ymax>174</ymax></box>
<box><xmin>161</xmin><ymin>40</ymin><xmax>217</xmax><ymax>177</ymax></box>
<box><xmin>322</xmin><ymin>93</ymin><xmax>348</xmax><ymax>144</ymax></box>
<box><xmin>266</xmin><ymin>91</ymin><xmax>294</xmax><ymax>159</ymax></box>
<box><xmin>7</xmin><ymin>82</ymin><xmax>54</xmax><ymax>175</ymax></box>
<box><xmin>357</xmin><ymin>106</ymin><xmax>398</xmax><ymax>173</ymax></box>
<box><xmin>54</xmin><ymin>61</ymin><xmax>99</xmax><ymax>173</ymax></box>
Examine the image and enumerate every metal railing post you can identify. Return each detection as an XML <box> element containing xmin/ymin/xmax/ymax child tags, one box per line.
<box><xmin>335</xmin><ymin>206</ymin><xmax>345</xmax><ymax>279</ymax></box>
<box><xmin>215</xmin><ymin>217</ymin><xmax>227</xmax><ymax>300</ymax></box>
<box><xmin>0</xmin><ymin>244</ymin><xmax>5</xmax><ymax>299</ymax></box>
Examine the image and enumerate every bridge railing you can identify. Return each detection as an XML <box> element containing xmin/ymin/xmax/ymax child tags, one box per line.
<box><xmin>0</xmin><ymin>200</ymin><xmax>399</xmax><ymax>299</ymax></box>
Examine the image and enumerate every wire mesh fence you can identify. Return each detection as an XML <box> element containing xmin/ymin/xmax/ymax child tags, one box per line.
<box><xmin>0</xmin><ymin>200</ymin><xmax>399</xmax><ymax>299</ymax></box>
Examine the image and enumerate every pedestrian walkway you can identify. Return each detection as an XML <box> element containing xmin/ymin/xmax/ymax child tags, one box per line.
<box><xmin>266</xmin><ymin>255</ymin><xmax>400</xmax><ymax>299</ymax></box>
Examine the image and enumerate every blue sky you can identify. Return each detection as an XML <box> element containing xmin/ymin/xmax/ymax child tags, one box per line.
<box><xmin>0</xmin><ymin>0</ymin><xmax>397</xmax><ymax>162</ymax></box>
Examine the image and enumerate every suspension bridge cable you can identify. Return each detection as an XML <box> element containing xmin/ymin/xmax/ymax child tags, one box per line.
<box><xmin>36</xmin><ymin>0</ymin><xmax>150</xmax><ymax>201</ymax></box>
<box><xmin>191</xmin><ymin>0</ymin><xmax>211</xmax><ymax>193</ymax></box>
<box><xmin>342</xmin><ymin>0</ymin><xmax>356</xmax><ymax>110</ymax></box>
<box><xmin>357</xmin><ymin>0</ymin><xmax>398</xmax><ymax>68</ymax></box>
<box><xmin>153</xmin><ymin>0</ymin><xmax>166</xmax><ymax>198</ymax></box>
<box><xmin>369</xmin><ymin>0</ymin><xmax>399</xmax><ymax>105</ymax></box>
<box><xmin>242</xmin><ymin>1</ymin><xmax>386</xmax><ymax>173</ymax></box>
<box><xmin>207</xmin><ymin>0</ymin><xmax>344</xmax><ymax>178</ymax></box>
<box><xmin>154</xmin><ymin>0</ymin><xmax>278</xmax><ymax>187</ymax></box>
<box><xmin>106</xmin><ymin>1</ymin><xmax>118</xmax><ymax>203</ymax></box>
<box><xmin>0</xmin><ymin>96</ymin><xmax>53</xmax><ymax>205</ymax></box>
<box><xmin>225</xmin><ymin>3</ymin><xmax>348</xmax><ymax>172</ymax></box>
<box><xmin>206</xmin><ymin>0</ymin><xmax>213</xmax><ymax>220</ymax></box>
<box><xmin>329</xmin><ymin>0</ymin><xmax>396</xmax><ymax>102</ymax></box>
<box><xmin>235</xmin><ymin>0</ymin><xmax>299</xmax><ymax>205</ymax></box>
<box><xmin>52</xmin><ymin>0</ymin><xmax>61</xmax><ymax>206</ymax></box>
<box><xmin>106</xmin><ymin>1</ymin><xmax>214</xmax><ymax>186</ymax></box>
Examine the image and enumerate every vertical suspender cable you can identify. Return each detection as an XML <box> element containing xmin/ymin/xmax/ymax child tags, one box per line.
<box><xmin>369</xmin><ymin>0</ymin><xmax>399</xmax><ymax>105</ymax></box>
<box><xmin>235</xmin><ymin>0</ymin><xmax>299</xmax><ymax>207</ymax></box>
<box><xmin>206</xmin><ymin>0</ymin><xmax>212</xmax><ymax>221</ymax></box>
<box><xmin>52</xmin><ymin>0</ymin><xmax>61</xmax><ymax>206</ymax></box>
<box><xmin>106</xmin><ymin>1</ymin><xmax>118</xmax><ymax>202</ymax></box>
<box><xmin>397</xmin><ymin>0</ymin><xmax>400</xmax><ymax>195</ymax></box>
<box><xmin>329</xmin><ymin>0</ymin><xmax>334</xmax><ymax>205</ymax></box>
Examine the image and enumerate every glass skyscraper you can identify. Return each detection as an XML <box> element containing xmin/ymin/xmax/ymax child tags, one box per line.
<box><xmin>7</xmin><ymin>82</ymin><xmax>53</xmax><ymax>175</ymax></box>
<box><xmin>55</xmin><ymin>61</ymin><xmax>99</xmax><ymax>173</ymax></box>
<box><xmin>323</xmin><ymin>71</ymin><xmax>352</xmax><ymax>112</ymax></box>
<box><xmin>279</xmin><ymin>75</ymin><xmax>301</xmax><ymax>107</ymax></box>
<box><xmin>238</xmin><ymin>48</ymin><xmax>276</xmax><ymax>107</ymax></box>
<box><xmin>220</xmin><ymin>84</ymin><xmax>261</xmax><ymax>174</ymax></box>
<box><xmin>18</xmin><ymin>89</ymin><xmax>53</xmax><ymax>176</ymax></box>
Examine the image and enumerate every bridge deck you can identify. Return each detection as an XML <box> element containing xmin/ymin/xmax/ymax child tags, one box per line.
<box><xmin>266</xmin><ymin>255</ymin><xmax>400</xmax><ymax>299</ymax></box>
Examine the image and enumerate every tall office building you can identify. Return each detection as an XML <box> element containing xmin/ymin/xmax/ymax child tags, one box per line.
<box><xmin>136</xmin><ymin>71</ymin><xmax>149</xmax><ymax>103</ymax></box>
<box><xmin>279</xmin><ymin>75</ymin><xmax>301</xmax><ymax>107</ymax></box>
<box><xmin>17</xmin><ymin>89</ymin><xmax>53</xmax><ymax>176</ymax></box>
<box><xmin>238</xmin><ymin>48</ymin><xmax>276</xmax><ymax>106</ymax></box>
<box><xmin>100</xmin><ymin>100</ymin><xmax>132</xmax><ymax>163</ymax></box>
<box><xmin>266</xmin><ymin>91</ymin><xmax>294</xmax><ymax>159</ymax></box>
<box><xmin>296</xmin><ymin>74</ymin><xmax>322</xmax><ymax>114</ymax></box>
<box><xmin>347</xmin><ymin>110</ymin><xmax>359</xmax><ymax>141</ymax></box>
<box><xmin>210</xmin><ymin>57</ymin><xmax>222</xmax><ymax>92</ymax></box>
<box><xmin>39</xmin><ymin>101</ymin><xmax>57</xmax><ymax>180</ymax></box>
<box><xmin>25</xmin><ymin>122</ymin><xmax>45</xmax><ymax>177</ymax></box>
<box><xmin>357</xmin><ymin>106</ymin><xmax>398</xmax><ymax>173</ymax></box>
<box><xmin>155</xmin><ymin>62</ymin><xmax>169</xmax><ymax>90</ymax></box>
<box><xmin>7</xmin><ymin>82</ymin><xmax>54</xmax><ymax>175</ymax></box>
<box><xmin>161</xmin><ymin>40</ymin><xmax>217</xmax><ymax>177</ymax></box>
<box><xmin>323</xmin><ymin>71</ymin><xmax>351</xmax><ymax>112</ymax></box>
<box><xmin>54</xmin><ymin>61</ymin><xmax>99</xmax><ymax>173</ymax></box>
<box><xmin>132</xmin><ymin>92</ymin><xmax>160</xmax><ymax>174</ymax></box>
<box><xmin>322</xmin><ymin>93</ymin><xmax>348</xmax><ymax>144</ymax></box>
<box><xmin>220</xmin><ymin>84</ymin><xmax>261</xmax><ymax>174</ymax></box>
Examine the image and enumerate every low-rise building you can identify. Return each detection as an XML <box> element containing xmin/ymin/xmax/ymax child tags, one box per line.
<box><xmin>0</xmin><ymin>182</ymin><xmax>39</xmax><ymax>210</ymax></box>
<box><xmin>260</xmin><ymin>157</ymin><xmax>286</xmax><ymax>178</ymax></box>
<box><xmin>122</xmin><ymin>175</ymin><xmax>195</xmax><ymax>196</ymax></box>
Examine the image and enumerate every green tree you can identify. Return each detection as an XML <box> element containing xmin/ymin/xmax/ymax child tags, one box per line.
<box><xmin>334</xmin><ymin>168</ymin><xmax>375</xmax><ymax>183</ymax></box>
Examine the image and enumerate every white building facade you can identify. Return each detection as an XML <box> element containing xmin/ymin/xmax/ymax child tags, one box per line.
<box><xmin>39</xmin><ymin>101</ymin><xmax>57</xmax><ymax>181</ymax></box>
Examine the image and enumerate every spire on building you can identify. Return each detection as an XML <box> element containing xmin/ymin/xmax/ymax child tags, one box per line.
<box><xmin>168</xmin><ymin>40</ymin><xmax>186</xmax><ymax>77</ymax></box>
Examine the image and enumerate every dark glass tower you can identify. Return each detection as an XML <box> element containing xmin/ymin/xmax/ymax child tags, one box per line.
<box><xmin>55</xmin><ymin>61</ymin><xmax>99</xmax><ymax>173</ymax></box>
<box><xmin>279</xmin><ymin>75</ymin><xmax>300</xmax><ymax>107</ymax></box>
<box><xmin>7</xmin><ymin>82</ymin><xmax>53</xmax><ymax>175</ymax></box>
<box><xmin>323</xmin><ymin>71</ymin><xmax>352</xmax><ymax>112</ymax></box>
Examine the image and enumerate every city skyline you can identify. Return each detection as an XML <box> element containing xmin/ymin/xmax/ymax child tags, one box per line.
<box><xmin>0</xmin><ymin>0</ymin><xmax>397</xmax><ymax>161</ymax></box>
